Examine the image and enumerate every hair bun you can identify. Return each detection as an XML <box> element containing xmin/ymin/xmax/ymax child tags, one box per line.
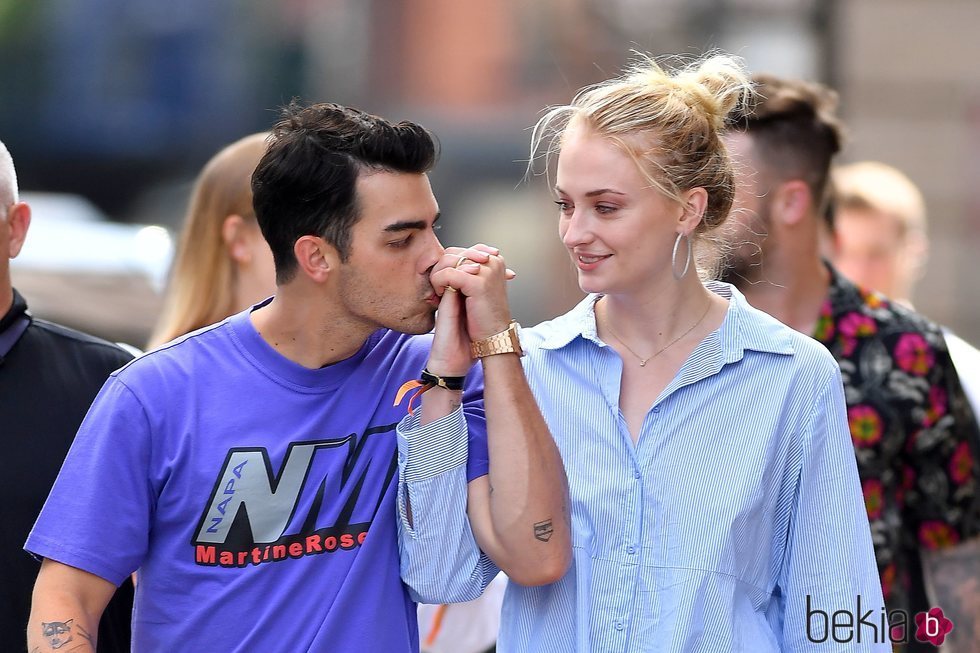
<box><xmin>675</xmin><ymin>55</ymin><xmax>754</xmax><ymax>130</ymax></box>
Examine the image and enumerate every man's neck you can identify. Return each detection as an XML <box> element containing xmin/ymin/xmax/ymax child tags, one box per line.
<box><xmin>735</xmin><ymin>252</ymin><xmax>831</xmax><ymax>336</ymax></box>
<box><xmin>0</xmin><ymin>281</ymin><xmax>13</xmax><ymax>321</ymax></box>
<box><xmin>249</xmin><ymin>288</ymin><xmax>377</xmax><ymax>370</ymax></box>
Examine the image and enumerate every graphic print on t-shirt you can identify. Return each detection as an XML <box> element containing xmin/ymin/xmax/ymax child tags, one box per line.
<box><xmin>192</xmin><ymin>422</ymin><xmax>398</xmax><ymax>568</ymax></box>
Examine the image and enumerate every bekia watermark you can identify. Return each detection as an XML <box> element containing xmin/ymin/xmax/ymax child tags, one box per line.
<box><xmin>806</xmin><ymin>595</ymin><xmax>954</xmax><ymax>646</ymax></box>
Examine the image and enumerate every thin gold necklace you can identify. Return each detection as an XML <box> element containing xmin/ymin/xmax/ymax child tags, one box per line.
<box><xmin>602</xmin><ymin>299</ymin><xmax>712</xmax><ymax>367</ymax></box>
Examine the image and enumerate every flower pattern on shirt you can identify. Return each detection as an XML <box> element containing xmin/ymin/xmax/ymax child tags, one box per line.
<box><xmin>814</xmin><ymin>265</ymin><xmax>980</xmax><ymax>629</ymax></box>
<box><xmin>864</xmin><ymin>478</ymin><xmax>884</xmax><ymax>520</ymax></box>
<box><xmin>894</xmin><ymin>332</ymin><xmax>935</xmax><ymax>376</ymax></box>
<box><xmin>849</xmin><ymin>405</ymin><xmax>884</xmax><ymax>447</ymax></box>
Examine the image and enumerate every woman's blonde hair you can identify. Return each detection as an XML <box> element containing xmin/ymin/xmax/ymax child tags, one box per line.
<box><xmin>149</xmin><ymin>132</ymin><xmax>270</xmax><ymax>348</ymax></box>
<box><xmin>530</xmin><ymin>52</ymin><xmax>753</xmax><ymax>277</ymax></box>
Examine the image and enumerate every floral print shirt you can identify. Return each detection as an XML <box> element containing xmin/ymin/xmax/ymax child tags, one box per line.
<box><xmin>814</xmin><ymin>265</ymin><xmax>980</xmax><ymax>641</ymax></box>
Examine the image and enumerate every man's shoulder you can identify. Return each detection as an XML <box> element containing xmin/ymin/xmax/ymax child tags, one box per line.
<box><xmin>29</xmin><ymin>318</ymin><xmax>135</xmax><ymax>367</ymax></box>
<box><xmin>113</xmin><ymin>320</ymin><xmax>232</xmax><ymax>382</ymax></box>
<box><xmin>827</xmin><ymin>272</ymin><xmax>946</xmax><ymax>344</ymax></box>
<box><xmin>372</xmin><ymin>329</ymin><xmax>433</xmax><ymax>357</ymax></box>
<box><xmin>883</xmin><ymin>298</ymin><xmax>946</xmax><ymax>338</ymax></box>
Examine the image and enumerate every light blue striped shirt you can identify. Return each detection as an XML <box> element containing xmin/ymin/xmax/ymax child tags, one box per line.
<box><xmin>397</xmin><ymin>282</ymin><xmax>887</xmax><ymax>652</ymax></box>
<box><xmin>499</xmin><ymin>282</ymin><xmax>887</xmax><ymax>652</ymax></box>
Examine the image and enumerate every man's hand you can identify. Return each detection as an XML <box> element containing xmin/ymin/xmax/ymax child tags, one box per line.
<box><xmin>428</xmin><ymin>244</ymin><xmax>515</xmax><ymax>374</ymax></box>
<box><xmin>924</xmin><ymin>535</ymin><xmax>980</xmax><ymax>652</ymax></box>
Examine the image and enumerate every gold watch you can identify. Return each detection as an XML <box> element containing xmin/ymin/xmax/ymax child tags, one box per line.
<box><xmin>470</xmin><ymin>320</ymin><xmax>524</xmax><ymax>358</ymax></box>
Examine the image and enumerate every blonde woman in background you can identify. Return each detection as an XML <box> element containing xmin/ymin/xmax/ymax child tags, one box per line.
<box><xmin>501</xmin><ymin>53</ymin><xmax>888</xmax><ymax>651</ymax></box>
<box><xmin>149</xmin><ymin>132</ymin><xmax>275</xmax><ymax>347</ymax></box>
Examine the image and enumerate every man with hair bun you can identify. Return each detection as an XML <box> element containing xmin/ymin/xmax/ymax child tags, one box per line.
<box><xmin>724</xmin><ymin>75</ymin><xmax>980</xmax><ymax>652</ymax></box>
<box><xmin>488</xmin><ymin>53</ymin><xmax>885</xmax><ymax>652</ymax></box>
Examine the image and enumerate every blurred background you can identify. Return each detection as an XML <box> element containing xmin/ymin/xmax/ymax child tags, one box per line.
<box><xmin>2</xmin><ymin>0</ymin><xmax>979</xmax><ymax>348</ymax></box>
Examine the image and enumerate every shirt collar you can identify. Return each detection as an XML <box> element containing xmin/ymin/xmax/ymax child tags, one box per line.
<box><xmin>536</xmin><ymin>281</ymin><xmax>795</xmax><ymax>361</ymax></box>
<box><xmin>0</xmin><ymin>288</ymin><xmax>30</xmax><ymax>334</ymax></box>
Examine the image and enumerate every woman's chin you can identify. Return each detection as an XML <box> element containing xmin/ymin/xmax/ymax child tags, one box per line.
<box><xmin>576</xmin><ymin>277</ymin><xmax>607</xmax><ymax>295</ymax></box>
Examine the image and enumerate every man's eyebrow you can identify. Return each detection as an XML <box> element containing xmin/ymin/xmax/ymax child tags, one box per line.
<box><xmin>383</xmin><ymin>212</ymin><xmax>440</xmax><ymax>233</ymax></box>
<box><xmin>553</xmin><ymin>186</ymin><xmax>625</xmax><ymax>198</ymax></box>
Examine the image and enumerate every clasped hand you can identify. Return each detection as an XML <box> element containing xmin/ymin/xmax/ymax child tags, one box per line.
<box><xmin>426</xmin><ymin>244</ymin><xmax>515</xmax><ymax>377</ymax></box>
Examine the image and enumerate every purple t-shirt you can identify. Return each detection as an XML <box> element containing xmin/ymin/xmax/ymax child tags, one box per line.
<box><xmin>26</xmin><ymin>306</ymin><xmax>488</xmax><ymax>652</ymax></box>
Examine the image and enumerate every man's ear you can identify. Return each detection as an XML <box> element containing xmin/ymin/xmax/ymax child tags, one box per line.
<box><xmin>293</xmin><ymin>235</ymin><xmax>338</xmax><ymax>283</ymax></box>
<box><xmin>677</xmin><ymin>186</ymin><xmax>708</xmax><ymax>233</ymax></box>
<box><xmin>7</xmin><ymin>202</ymin><xmax>31</xmax><ymax>259</ymax></box>
<box><xmin>221</xmin><ymin>214</ymin><xmax>252</xmax><ymax>264</ymax></box>
<box><xmin>773</xmin><ymin>180</ymin><xmax>812</xmax><ymax>227</ymax></box>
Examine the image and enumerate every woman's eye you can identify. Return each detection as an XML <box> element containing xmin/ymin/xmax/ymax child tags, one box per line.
<box><xmin>554</xmin><ymin>200</ymin><xmax>572</xmax><ymax>213</ymax></box>
<box><xmin>596</xmin><ymin>204</ymin><xmax>616</xmax><ymax>214</ymax></box>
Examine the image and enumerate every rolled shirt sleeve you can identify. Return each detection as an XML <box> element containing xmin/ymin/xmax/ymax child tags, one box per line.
<box><xmin>396</xmin><ymin>405</ymin><xmax>498</xmax><ymax>604</ymax></box>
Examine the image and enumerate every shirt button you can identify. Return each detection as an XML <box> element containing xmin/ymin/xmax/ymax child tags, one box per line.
<box><xmin>615</xmin><ymin>621</ymin><xmax>625</xmax><ymax>631</ymax></box>
<box><xmin>633</xmin><ymin>470</ymin><xmax>641</xmax><ymax>479</ymax></box>
<box><xmin>652</xmin><ymin>406</ymin><xmax>660</xmax><ymax>413</ymax></box>
<box><xmin>627</xmin><ymin>545</ymin><xmax>636</xmax><ymax>554</ymax></box>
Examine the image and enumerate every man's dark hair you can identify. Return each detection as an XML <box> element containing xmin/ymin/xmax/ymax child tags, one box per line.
<box><xmin>730</xmin><ymin>74</ymin><xmax>845</xmax><ymax>214</ymax></box>
<box><xmin>251</xmin><ymin>101</ymin><xmax>438</xmax><ymax>283</ymax></box>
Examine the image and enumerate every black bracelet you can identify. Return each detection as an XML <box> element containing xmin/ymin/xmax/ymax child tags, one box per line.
<box><xmin>420</xmin><ymin>367</ymin><xmax>466</xmax><ymax>391</ymax></box>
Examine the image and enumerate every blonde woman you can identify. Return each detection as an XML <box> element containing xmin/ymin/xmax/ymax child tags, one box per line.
<box><xmin>501</xmin><ymin>54</ymin><xmax>888</xmax><ymax>651</ymax></box>
<box><xmin>149</xmin><ymin>132</ymin><xmax>275</xmax><ymax>347</ymax></box>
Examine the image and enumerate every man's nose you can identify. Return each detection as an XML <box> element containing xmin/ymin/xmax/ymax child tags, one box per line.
<box><xmin>423</xmin><ymin>231</ymin><xmax>445</xmax><ymax>273</ymax></box>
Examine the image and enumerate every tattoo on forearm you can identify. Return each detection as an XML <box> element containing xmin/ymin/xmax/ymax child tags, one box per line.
<box><xmin>40</xmin><ymin>620</ymin><xmax>74</xmax><ymax>649</ymax></box>
<box><xmin>77</xmin><ymin>624</ymin><xmax>93</xmax><ymax>645</ymax></box>
<box><xmin>923</xmin><ymin>537</ymin><xmax>980</xmax><ymax>650</ymax></box>
<box><xmin>534</xmin><ymin>519</ymin><xmax>554</xmax><ymax>542</ymax></box>
<box><xmin>450</xmin><ymin>398</ymin><xmax>461</xmax><ymax>412</ymax></box>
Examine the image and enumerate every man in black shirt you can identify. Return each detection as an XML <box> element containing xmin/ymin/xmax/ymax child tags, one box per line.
<box><xmin>0</xmin><ymin>140</ymin><xmax>134</xmax><ymax>652</ymax></box>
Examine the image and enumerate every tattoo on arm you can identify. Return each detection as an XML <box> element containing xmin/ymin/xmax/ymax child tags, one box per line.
<box><xmin>534</xmin><ymin>519</ymin><xmax>554</xmax><ymax>542</ymax></box>
<box><xmin>923</xmin><ymin>537</ymin><xmax>980</xmax><ymax>651</ymax></box>
<box><xmin>40</xmin><ymin>620</ymin><xmax>75</xmax><ymax>649</ymax></box>
<box><xmin>77</xmin><ymin>624</ymin><xmax>93</xmax><ymax>645</ymax></box>
<box><xmin>449</xmin><ymin>398</ymin><xmax>461</xmax><ymax>412</ymax></box>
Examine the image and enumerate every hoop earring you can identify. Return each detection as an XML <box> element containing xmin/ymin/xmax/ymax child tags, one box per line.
<box><xmin>672</xmin><ymin>232</ymin><xmax>692</xmax><ymax>280</ymax></box>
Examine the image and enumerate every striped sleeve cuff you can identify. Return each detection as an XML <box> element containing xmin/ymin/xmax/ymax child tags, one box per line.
<box><xmin>397</xmin><ymin>406</ymin><xmax>468</xmax><ymax>483</ymax></box>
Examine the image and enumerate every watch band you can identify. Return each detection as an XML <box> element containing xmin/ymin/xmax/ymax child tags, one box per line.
<box><xmin>419</xmin><ymin>368</ymin><xmax>466</xmax><ymax>391</ymax></box>
<box><xmin>470</xmin><ymin>321</ymin><xmax>523</xmax><ymax>358</ymax></box>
